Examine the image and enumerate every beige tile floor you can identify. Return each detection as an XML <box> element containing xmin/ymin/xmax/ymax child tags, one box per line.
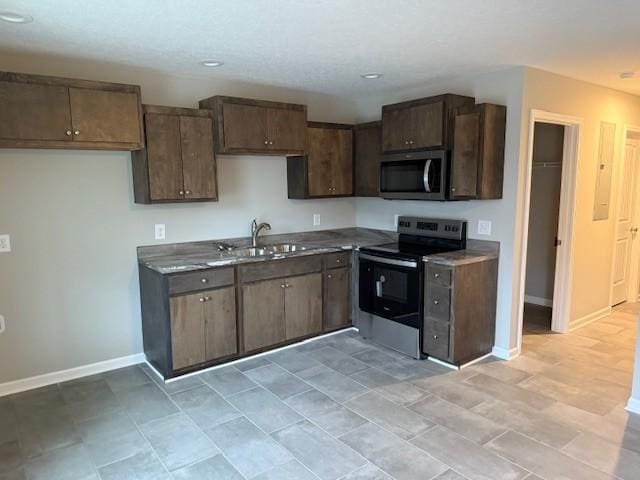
<box><xmin>1</xmin><ymin>303</ymin><xmax>638</xmax><ymax>480</ymax></box>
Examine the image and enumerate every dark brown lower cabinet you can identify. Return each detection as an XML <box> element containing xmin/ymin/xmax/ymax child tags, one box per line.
<box><xmin>323</xmin><ymin>267</ymin><xmax>351</xmax><ymax>330</ymax></box>
<box><xmin>423</xmin><ymin>258</ymin><xmax>498</xmax><ymax>365</ymax></box>
<box><xmin>285</xmin><ymin>273</ymin><xmax>323</xmax><ymax>340</ymax></box>
<box><xmin>170</xmin><ymin>287</ymin><xmax>237</xmax><ymax>371</ymax></box>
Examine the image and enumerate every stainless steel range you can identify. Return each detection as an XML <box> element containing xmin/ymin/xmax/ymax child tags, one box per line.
<box><xmin>357</xmin><ymin>216</ymin><xmax>467</xmax><ymax>359</ymax></box>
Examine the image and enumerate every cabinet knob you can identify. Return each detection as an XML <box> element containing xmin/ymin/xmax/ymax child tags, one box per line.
<box><xmin>204</xmin><ymin>296</ymin><xmax>211</xmax><ymax>301</ymax></box>
<box><xmin>185</xmin><ymin>190</ymin><xmax>191</xmax><ymax>195</ymax></box>
<box><xmin>451</xmin><ymin>187</ymin><xmax>456</xmax><ymax>192</ymax></box>
<box><xmin>179</xmin><ymin>190</ymin><xmax>185</xmax><ymax>196</ymax></box>
<box><xmin>433</xmin><ymin>299</ymin><xmax>439</xmax><ymax>305</ymax></box>
<box><xmin>201</xmin><ymin>278</ymin><xmax>208</xmax><ymax>283</ymax></box>
<box><xmin>327</xmin><ymin>274</ymin><xmax>333</xmax><ymax>279</ymax></box>
<box><xmin>434</xmin><ymin>273</ymin><xmax>440</xmax><ymax>278</ymax></box>
<box><xmin>433</xmin><ymin>335</ymin><xmax>438</xmax><ymax>340</ymax></box>
<box><xmin>74</xmin><ymin>130</ymin><xmax>80</xmax><ymax>135</ymax></box>
<box><xmin>269</xmin><ymin>141</ymin><xmax>274</xmax><ymax>145</ymax></box>
<box><xmin>264</xmin><ymin>140</ymin><xmax>269</xmax><ymax>145</ymax></box>
<box><xmin>285</xmin><ymin>283</ymin><xmax>291</xmax><ymax>288</ymax></box>
<box><xmin>65</xmin><ymin>130</ymin><xmax>72</xmax><ymax>136</ymax></box>
<box><xmin>405</xmin><ymin>140</ymin><xmax>409</xmax><ymax>145</ymax></box>
<box><xmin>336</xmin><ymin>259</ymin><xmax>341</xmax><ymax>263</ymax></box>
<box><xmin>409</xmin><ymin>140</ymin><xmax>414</xmax><ymax>145</ymax></box>
<box><xmin>199</xmin><ymin>297</ymin><xmax>205</xmax><ymax>302</ymax></box>
<box><xmin>281</xmin><ymin>284</ymin><xmax>286</xmax><ymax>288</ymax></box>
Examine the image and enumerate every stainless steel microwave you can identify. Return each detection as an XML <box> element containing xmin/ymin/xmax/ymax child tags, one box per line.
<box><xmin>380</xmin><ymin>150</ymin><xmax>448</xmax><ymax>200</ymax></box>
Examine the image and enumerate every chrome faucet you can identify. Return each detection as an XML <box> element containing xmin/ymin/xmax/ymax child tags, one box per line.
<box><xmin>251</xmin><ymin>219</ymin><xmax>271</xmax><ymax>247</ymax></box>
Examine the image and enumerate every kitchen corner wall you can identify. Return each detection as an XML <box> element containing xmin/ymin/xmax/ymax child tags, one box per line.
<box><xmin>353</xmin><ymin>66</ymin><xmax>526</xmax><ymax>354</ymax></box>
<box><xmin>0</xmin><ymin>51</ymin><xmax>357</xmax><ymax>383</ymax></box>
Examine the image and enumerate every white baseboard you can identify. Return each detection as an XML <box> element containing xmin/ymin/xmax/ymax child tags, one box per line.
<box><xmin>568</xmin><ymin>306</ymin><xmax>611</xmax><ymax>331</ymax></box>
<box><xmin>0</xmin><ymin>353</ymin><xmax>145</xmax><ymax>397</ymax></box>
<box><xmin>626</xmin><ymin>397</ymin><xmax>640</xmax><ymax>415</ymax></box>
<box><xmin>491</xmin><ymin>345</ymin><xmax>520</xmax><ymax>360</ymax></box>
<box><xmin>524</xmin><ymin>295</ymin><xmax>553</xmax><ymax>307</ymax></box>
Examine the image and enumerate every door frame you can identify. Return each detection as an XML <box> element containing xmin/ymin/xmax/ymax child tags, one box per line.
<box><xmin>611</xmin><ymin>125</ymin><xmax>640</xmax><ymax>305</ymax></box>
<box><xmin>516</xmin><ymin>110</ymin><xmax>582</xmax><ymax>351</ymax></box>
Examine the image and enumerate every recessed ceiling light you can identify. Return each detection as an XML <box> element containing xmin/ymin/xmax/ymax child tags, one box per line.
<box><xmin>620</xmin><ymin>71</ymin><xmax>636</xmax><ymax>79</ymax></box>
<box><xmin>201</xmin><ymin>60</ymin><xmax>224</xmax><ymax>67</ymax></box>
<box><xmin>361</xmin><ymin>73</ymin><xmax>382</xmax><ymax>80</ymax></box>
<box><xmin>0</xmin><ymin>11</ymin><xmax>33</xmax><ymax>23</ymax></box>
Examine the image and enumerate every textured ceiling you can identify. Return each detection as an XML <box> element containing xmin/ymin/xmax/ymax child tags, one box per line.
<box><xmin>1</xmin><ymin>0</ymin><xmax>639</xmax><ymax>98</ymax></box>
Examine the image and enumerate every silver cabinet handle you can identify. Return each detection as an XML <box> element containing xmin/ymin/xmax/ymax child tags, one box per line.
<box><xmin>199</xmin><ymin>297</ymin><xmax>205</xmax><ymax>302</ymax></box>
<box><xmin>65</xmin><ymin>130</ymin><xmax>72</xmax><ymax>136</ymax></box>
<box><xmin>336</xmin><ymin>259</ymin><xmax>341</xmax><ymax>263</ymax></box>
<box><xmin>433</xmin><ymin>300</ymin><xmax>439</xmax><ymax>305</ymax></box>
<box><xmin>409</xmin><ymin>140</ymin><xmax>414</xmax><ymax>145</ymax></box>
<box><xmin>327</xmin><ymin>274</ymin><xmax>333</xmax><ymax>279</ymax></box>
<box><xmin>285</xmin><ymin>283</ymin><xmax>291</xmax><ymax>288</ymax></box>
<box><xmin>433</xmin><ymin>335</ymin><xmax>438</xmax><ymax>340</ymax></box>
<box><xmin>204</xmin><ymin>296</ymin><xmax>211</xmax><ymax>301</ymax></box>
<box><xmin>405</xmin><ymin>140</ymin><xmax>409</xmax><ymax>145</ymax></box>
<box><xmin>451</xmin><ymin>187</ymin><xmax>457</xmax><ymax>192</ymax></box>
<box><xmin>74</xmin><ymin>130</ymin><xmax>80</xmax><ymax>135</ymax></box>
<box><xmin>281</xmin><ymin>284</ymin><xmax>286</xmax><ymax>288</ymax></box>
<box><xmin>201</xmin><ymin>278</ymin><xmax>208</xmax><ymax>283</ymax></box>
<box><xmin>179</xmin><ymin>190</ymin><xmax>185</xmax><ymax>196</ymax></box>
<box><xmin>434</xmin><ymin>273</ymin><xmax>440</xmax><ymax>278</ymax></box>
<box><xmin>264</xmin><ymin>140</ymin><xmax>269</xmax><ymax>145</ymax></box>
<box><xmin>185</xmin><ymin>190</ymin><xmax>191</xmax><ymax>195</ymax></box>
<box><xmin>269</xmin><ymin>141</ymin><xmax>274</xmax><ymax>145</ymax></box>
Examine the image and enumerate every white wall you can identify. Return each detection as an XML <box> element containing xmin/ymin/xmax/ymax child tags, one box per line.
<box><xmin>0</xmin><ymin>51</ymin><xmax>358</xmax><ymax>383</ymax></box>
<box><xmin>354</xmin><ymin>67</ymin><xmax>526</xmax><ymax>353</ymax></box>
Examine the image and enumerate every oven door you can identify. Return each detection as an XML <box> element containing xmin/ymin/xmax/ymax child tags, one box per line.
<box><xmin>380</xmin><ymin>150</ymin><xmax>447</xmax><ymax>200</ymax></box>
<box><xmin>358</xmin><ymin>253</ymin><xmax>422</xmax><ymax>328</ymax></box>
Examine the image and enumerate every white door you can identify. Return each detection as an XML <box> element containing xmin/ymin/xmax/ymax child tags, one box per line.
<box><xmin>611</xmin><ymin>141</ymin><xmax>639</xmax><ymax>305</ymax></box>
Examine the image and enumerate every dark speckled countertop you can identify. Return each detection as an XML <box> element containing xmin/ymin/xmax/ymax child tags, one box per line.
<box><xmin>137</xmin><ymin>227</ymin><xmax>499</xmax><ymax>274</ymax></box>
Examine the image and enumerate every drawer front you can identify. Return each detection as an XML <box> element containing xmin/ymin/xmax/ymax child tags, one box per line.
<box><xmin>424</xmin><ymin>319</ymin><xmax>450</xmax><ymax>361</ymax></box>
<box><xmin>169</xmin><ymin>268</ymin><xmax>235</xmax><ymax>295</ymax></box>
<box><xmin>426</xmin><ymin>264</ymin><xmax>452</xmax><ymax>287</ymax></box>
<box><xmin>239</xmin><ymin>255</ymin><xmax>323</xmax><ymax>283</ymax></box>
<box><xmin>324</xmin><ymin>251</ymin><xmax>352</xmax><ymax>269</ymax></box>
<box><xmin>425</xmin><ymin>284</ymin><xmax>451</xmax><ymax>322</ymax></box>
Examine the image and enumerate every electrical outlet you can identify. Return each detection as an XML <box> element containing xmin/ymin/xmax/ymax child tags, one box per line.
<box><xmin>313</xmin><ymin>214</ymin><xmax>321</xmax><ymax>226</ymax></box>
<box><xmin>0</xmin><ymin>315</ymin><xmax>5</xmax><ymax>335</ymax></box>
<box><xmin>0</xmin><ymin>234</ymin><xmax>10</xmax><ymax>253</ymax></box>
<box><xmin>394</xmin><ymin>214</ymin><xmax>400</xmax><ymax>227</ymax></box>
<box><xmin>478</xmin><ymin>220</ymin><xmax>492</xmax><ymax>236</ymax></box>
<box><xmin>154</xmin><ymin>224</ymin><xmax>166</xmax><ymax>240</ymax></box>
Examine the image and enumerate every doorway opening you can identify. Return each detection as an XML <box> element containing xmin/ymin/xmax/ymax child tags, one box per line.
<box><xmin>523</xmin><ymin>122</ymin><xmax>565</xmax><ymax>333</ymax></box>
<box><xmin>610</xmin><ymin>127</ymin><xmax>640</xmax><ymax>307</ymax></box>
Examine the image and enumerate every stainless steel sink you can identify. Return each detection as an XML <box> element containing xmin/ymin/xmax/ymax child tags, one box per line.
<box><xmin>268</xmin><ymin>243</ymin><xmax>307</xmax><ymax>254</ymax></box>
<box><xmin>229</xmin><ymin>247</ymin><xmax>272</xmax><ymax>257</ymax></box>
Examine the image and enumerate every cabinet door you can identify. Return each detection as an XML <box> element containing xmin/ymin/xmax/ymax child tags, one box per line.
<box><xmin>381</xmin><ymin>108</ymin><xmax>410</xmax><ymax>152</ymax></box>
<box><xmin>145</xmin><ymin>113</ymin><xmax>184</xmax><ymax>201</ymax></box>
<box><xmin>324</xmin><ymin>267</ymin><xmax>351</xmax><ymax>330</ymax></box>
<box><xmin>0</xmin><ymin>81</ymin><xmax>72</xmax><ymax>141</ymax></box>
<box><xmin>68</xmin><ymin>88</ymin><xmax>141</xmax><ymax>144</ymax></box>
<box><xmin>222</xmin><ymin>102</ymin><xmax>268</xmax><ymax>151</ymax></box>
<box><xmin>204</xmin><ymin>287</ymin><xmax>237</xmax><ymax>361</ymax></box>
<box><xmin>354</xmin><ymin>123</ymin><xmax>381</xmax><ymax>196</ymax></box>
<box><xmin>242</xmin><ymin>279</ymin><xmax>285</xmax><ymax>352</ymax></box>
<box><xmin>451</xmin><ymin>112</ymin><xmax>480</xmax><ymax>198</ymax></box>
<box><xmin>268</xmin><ymin>107</ymin><xmax>306</xmax><ymax>153</ymax></box>
<box><xmin>307</xmin><ymin>127</ymin><xmax>336</xmax><ymax>196</ymax></box>
<box><xmin>170</xmin><ymin>293</ymin><xmax>206</xmax><ymax>370</ymax></box>
<box><xmin>284</xmin><ymin>273</ymin><xmax>322</xmax><ymax>340</ymax></box>
<box><xmin>410</xmin><ymin>102</ymin><xmax>444</xmax><ymax>149</ymax></box>
<box><xmin>180</xmin><ymin>115</ymin><xmax>217</xmax><ymax>200</ymax></box>
<box><xmin>331</xmin><ymin>129</ymin><xmax>353</xmax><ymax>195</ymax></box>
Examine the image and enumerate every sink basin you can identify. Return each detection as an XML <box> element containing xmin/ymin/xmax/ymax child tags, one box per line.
<box><xmin>267</xmin><ymin>243</ymin><xmax>308</xmax><ymax>254</ymax></box>
<box><xmin>229</xmin><ymin>247</ymin><xmax>271</xmax><ymax>257</ymax></box>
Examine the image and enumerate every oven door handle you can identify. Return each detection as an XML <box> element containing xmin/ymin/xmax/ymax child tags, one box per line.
<box><xmin>423</xmin><ymin>159</ymin><xmax>432</xmax><ymax>193</ymax></box>
<box><xmin>359</xmin><ymin>253</ymin><xmax>418</xmax><ymax>268</ymax></box>
<box><xmin>376</xmin><ymin>275</ymin><xmax>385</xmax><ymax>297</ymax></box>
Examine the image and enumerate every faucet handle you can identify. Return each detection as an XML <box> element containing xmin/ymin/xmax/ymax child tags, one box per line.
<box><xmin>251</xmin><ymin>218</ymin><xmax>257</xmax><ymax>232</ymax></box>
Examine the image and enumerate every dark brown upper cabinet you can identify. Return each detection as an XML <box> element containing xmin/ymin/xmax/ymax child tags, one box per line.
<box><xmin>353</xmin><ymin>121</ymin><xmax>381</xmax><ymax>197</ymax></box>
<box><xmin>287</xmin><ymin>122</ymin><xmax>353</xmax><ymax>199</ymax></box>
<box><xmin>199</xmin><ymin>95</ymin><xmax>307</xmax><ymax>155</ymax></box>
<box><xmin>381</xmin><ymin>94</ymin><xmax>474</xmax><ymax>153</ymax></box>
<box><xmin>131</xmin><ymin>105</ymin><xmax>217</xmax><ymax>204</ymax></box>
<box><xmin>450</xmin><ymin>103</ymin><xmax>506</xmax><ymax>200</ymax></box>
<box><xmin>0</xmin><ymin>71</ymin><xmax>143</xmax><ymax>150</ymax></box>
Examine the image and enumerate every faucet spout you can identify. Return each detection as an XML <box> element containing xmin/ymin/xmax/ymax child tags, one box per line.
<box><xmin>251</xmin><ymin>219</ymin><xmax>272</xmax><ymax>247</ymax></box>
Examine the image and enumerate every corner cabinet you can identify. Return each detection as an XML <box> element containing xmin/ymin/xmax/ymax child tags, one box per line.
<box><xmin>0</xmin><ymin>71</ymin><xmax>143</xmax><ymax>150</ymax></box>
<box><xmin>131</xmin><ymin>105</ymin><xmax>217</xmax><ymax>204</ymax></box>
<box><xmin>287</xmin><ymin>122</ymin><xmax>353</xmax><ymax>198</ymax></box>
<box><xmin>381</xmin><ymin>94</ymin><xmax>474</xmax><ymax>153</ymax></box>
<box><xmin>353</xmin><ymin>121</ymin><xmax>382</xmax><ymax>197</ymax></box>
<box><xmin>198</xmin><ymin>95</ymin><xmax>307</xmax><ymax>155</ymax></box>
<box><xmin>139</xmin><ymin>251</ymin><xmax>352</xmax><ymax>379</ymax></box>
<box><xmin>422</xmin><ymin>259</ymin><xmax>498</xmax><ymax>365</ymax></box>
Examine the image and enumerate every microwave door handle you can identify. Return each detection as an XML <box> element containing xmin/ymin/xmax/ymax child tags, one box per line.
<box><xmin>423</xmin><ymin>159</ymin><xmax>432</xmax><ymax>193</ymax></box>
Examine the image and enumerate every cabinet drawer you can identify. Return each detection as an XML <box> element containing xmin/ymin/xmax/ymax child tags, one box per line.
<box><xmin>425</xmin><ymin>284</ymin><xmax>451</xmax><ymax>322</ymax></box>
<box><xmin>239</xmin><ymin>255</ymin><xmax>322</xmax><ymax>283</ymax></box>
<box><xmin>424</xmin><ymin>320</ymin><xmax>450</xmax><ymax>360</ymax></box>
<box><xmin>324</xmin><ymin>251</ymin><xmax>351</xmax><ymax>269</ymax></box>
<box><xmin>168</xmin><ymin>268</ymin><xmax>235</xmax><ymax>295</ymax></box>
<box><xmin>426</xmin><ymin>264</ymin><xmax>452</xmax><ymax>287</ymax></box>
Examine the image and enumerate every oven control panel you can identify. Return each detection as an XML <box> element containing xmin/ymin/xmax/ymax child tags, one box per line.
<box><xmin>397</xmin><ymin>216</ymin><xmax>466</xmax><ymax>240</ymax></box>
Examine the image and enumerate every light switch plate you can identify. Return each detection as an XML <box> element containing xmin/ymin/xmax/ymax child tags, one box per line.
<box><xmin>0</xmin><ymin>234</ymin><xmax>10</xmax><ymax>253</ymax></box>
<box><xmin>0</xmin><ymin>315</ymin><xmax>5</xmax><ymax>335</ymax></box>
<box><xmin>478</xmin><ymin>220</ymin><xmax>492</xmax><ymax>236</ymax></box>
<box><xmin>313</xmin><ymin>214</ymin><xmax>321</xmax><ymax>226</ymax></box>
<box><xmin>394</xmin><ymin>214</ymin><xmax>400</xmax><ymax>227</ymax></box>
<box><xmin>154</xmin><ymin>224</ymin><xmax>166</xmax><ymax>240</ymax></box>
